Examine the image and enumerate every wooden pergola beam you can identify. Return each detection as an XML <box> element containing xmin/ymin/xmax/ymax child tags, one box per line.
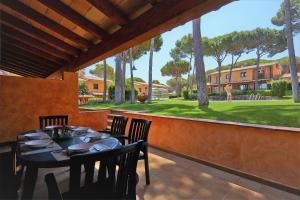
<box><xmin>87</xmin><ymin>0</ymin><xmax>130</xmax><ymax>26</ymax></box>
<box><xmin>0</xmin><ymin>0</ymin><xmax>91</xmax><ymax>49</ymax></box>
<box><xmin>0</xmin><ymin>64</ymin><xmax>39</xmax><ymax>77</ymax></box>
<box><xmin>3</xmin><ymin>47</ymin><xmax>61</xmax><ymax>69</ymax></box>
<box><xmin>1</xmin><ymin>25</ymin><xmax>72</xmax><ymax>61</ymax></box>
<box><xmin>0</xmin><ymin>61</ymin><xmax>47</xmax><ymax>77</ymax></box>
<box><xmin>2</xmin><ymin>36</ymin><xmax>66</xmax><ymax>65</ymax></box>
<box><xmin>0</xmin><ymin>12</ymin><xmax>80</xmax><ymax>56</ymax></box>
<box><xmin>2</xmin><ymin>53</ymin><xmax>55</xmax><ymax>73</ymax></box>
<box><xmin>67</xmin><ymin>0</ymin><xmax>232</xmax><ymax>71</ymax></box>
<box><xmin>1</xmin><ymin>57</ymin><xmax>52</xmax><ymax>75</ymax></box>
<box><xmin>38</xmin><ymin>0</ymin><xmax>108</xmax><ymax>40</ymax></box>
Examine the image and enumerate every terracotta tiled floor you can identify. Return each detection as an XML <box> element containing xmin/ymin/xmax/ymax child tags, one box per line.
<box><xmin>30</xmin><ymin>147</ymin><xmax>299</xmax><ymax>200</ymax></box>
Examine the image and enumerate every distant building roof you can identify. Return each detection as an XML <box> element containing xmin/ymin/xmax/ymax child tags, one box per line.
<box><xmin>208</xmin><ymin>62</ymin><xmax>279</xmax><ymax>75</ymax></box>
<box><xmin>80</xmin><ymin>75</ymin><xmax>112</xmax><ymax>82</ymax></box>
<box><xmin>281</xmin><ymin>73</ymin><xmax>300</xmax><ymax>78</ymax></box>
<box><xmin>134</xmin><ymin>81</ymin><xmax>169</xmax><ymax>89</ymax></box>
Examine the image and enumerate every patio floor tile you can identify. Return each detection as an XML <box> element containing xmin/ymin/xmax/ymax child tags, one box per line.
<box><xmin>28</xmin><ymin>147</ymin><xmax>299</xmax><ymax>200</ymax></box>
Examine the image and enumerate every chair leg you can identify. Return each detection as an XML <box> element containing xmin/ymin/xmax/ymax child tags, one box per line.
<box><xmin>143</xmin><ymin>148</ymin><xmax>150</xmax><ymax>185</ymax></box>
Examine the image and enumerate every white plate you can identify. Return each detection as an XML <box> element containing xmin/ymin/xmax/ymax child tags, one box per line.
<box><xmin>73</xmin><ymin>127</ymin><xmax>89</xmax><ymax>131</ymax></box>
<box><xmin>85</xmin><ymin>132</ymin><xmax>109</xmax><ymax>139</ymax></box>
<box><xmin>68</xmin><ymin>143</ymin><xmax>93</xmax><ymax>153</ymax></box>
<box><xmin>44</xmin><ymin>125</ymin><xmax>63</xmax><ymax>130</ymax></box>
<box><xmin>24</xmin><ymin>132</ymin><xmax>45</xmax><ymax>140</ymax></box>
<box><xmin>25</xmin><ymin>140</ymin><xmax>51</xmax><ymax>148</ymax></box>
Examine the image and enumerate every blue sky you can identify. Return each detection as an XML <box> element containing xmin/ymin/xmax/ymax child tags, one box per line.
<box><xmin>85</xmin><ymin>0</ymin><xmax>300</xmax><ymax>84</ymax></box>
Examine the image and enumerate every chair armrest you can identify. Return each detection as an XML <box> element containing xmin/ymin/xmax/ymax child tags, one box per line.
<box><xmin>97</xmin><ymin>129</ymin><xmax>111</xmax><ymax>134</ymax></box>
<box><xmin>45</xmin><ymin>173</ymin><xmax>63</xmax><ymax>200</ymax></box>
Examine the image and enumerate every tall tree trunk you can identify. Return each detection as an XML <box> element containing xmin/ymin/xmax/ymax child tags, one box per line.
<box><xmin>129</xmin><ymin>48</ymin><xmax>135</xmax><ymax>104</ymax></box>
<box><xmin>229</xmin><ymin>54</ymin><xmax>234</xmax><ymax>83</ymax></box>
<box><xmin>103</xmin><ymin>59</ymin><xmax>107</xmax><ymax>102</ymax></box>
<box><xmin>229</xmin><ymin>54</ymin><xmax>242</xmax><ymax>83</ymax></box>
<box><xmin>186</xmin><ymin>55</ymin><xmax>193</xmax><ymax>93</ymax></box>
<box><xmin>147</xmin><ymin>38</ymin><xmax>154</xmax><ymax>103</ymax></box>
<box><xmin>217</xmin><ymin>61</ymin><xmax>222</xmax><ymax>94</ymax></box>
<box><xmin>115</xmin><ymin>54</ymin><xmax>122</xmax><ymax>104</ymax></box>
<box><xmin>121</xmin><ymin>56</ymin><xmax>126</xmax><ymax>102</ymax></box>
<box><xmin>175</xmin><ymin>76</ymin><xmax>179</xmax><ymax>97</ymax></box>
<box><xmin>255</xmin><ymin>49</ymin><xmax>261</xmax><ymax>90</ymax></box>
<box><xmin>190</xmin><ymin>64</ymin><xmax>195</xmax><ymax>95</ymax></box>
<box><xmin>193</xmin><ymin>18</ymin><xmax>209</xmax><ymax>106</ymax></box>
<box><xmin>285</xmin><ymin>0</ymin><xmax>300</xmax><ymax>102</ymax></box>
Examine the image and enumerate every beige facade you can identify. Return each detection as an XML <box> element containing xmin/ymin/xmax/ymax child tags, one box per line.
<box><xmin>207</xmin><ymin>62</ymin><xmax>282</xmax><ymax>93</ymax></box>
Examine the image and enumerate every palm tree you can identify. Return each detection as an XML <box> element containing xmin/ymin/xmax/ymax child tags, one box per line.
<box><xmin>284</xmin><ymin>0</ymin><xmax>300</xmax><ymax>102</ymax></box>
<box><xmin>147</xmin><ymin>38</ymin><xmax>154</xmax><ymax>103</ymax></box>
<box><xmin>193</xmin><ymin>18</ymin><xmax>209</xmax><ymax>106</ymax></box>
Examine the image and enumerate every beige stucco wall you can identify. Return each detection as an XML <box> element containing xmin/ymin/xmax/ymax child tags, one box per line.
<box><xmin>0</xmin><ymin>72</ymin><xmax>79</xmax><ymax>141</ymax></box>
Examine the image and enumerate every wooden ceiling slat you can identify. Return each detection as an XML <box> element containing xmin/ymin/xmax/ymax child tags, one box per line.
<box><xmin>1</xmin><ymin>57</ymin><xmax>51</xmax><ymax>75</ymax></box>
<box><xmin>38</xmin><ymin>0</ymin><xmax>108</xmax><ymax>40</ymax></box>
<box><xmin>0</xmin><ymin>12</ymin><xmax>80</xmax><ymax>56</ymax></box>
<box><xmin>0</xmin><ymin>61</ymin><xmax>46</xmax><ymax>77</ymax></box>
<box><xmin>68</xmin><ymin>0</ymin><xmax>231</xmax><ymax>70</ymax></box>
<box><xmin>1</xmin><ymin>25</ymin><xmax>73</xmax><ymax>61</ymax></box>
<box><xmin>2</xmin><ymin>36</ymin><xmax>66</xmax><ymax>65</ymax></box>
<box><xmin>147</xmin><ymin>0</ymin><xmax>159</xmax><ymax>6</ymax></box>
<box><xmin>0</xmin><ymin>0</ymin><xmax>91</xmax><ymax>49</ymax></box>
<box><xmin>3</xmin><ymin>46</ymin><xmax>61</xmax><ymax>69</ymax></box>
<box><xmin>2</xmin><ymin>53</ymin><xmax>54</xmax><ymax>73</ymax></box>
<box><xmin>87</xmin><ymin>0</ymin><xmax>130</xmax><ymax>26</ymax></box>
<box><xmin>0</xmin><ymin>64</ymin><xmax>38</xmax><ymax>77</ymax></box>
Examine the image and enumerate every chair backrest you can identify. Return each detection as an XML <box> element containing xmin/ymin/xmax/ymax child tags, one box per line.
<box><xmin>110</xmin><ymin>116</ymin><xmax>128</xmax><ymax>136</ymax></box>
<box><xmin>39</xmin><ymin>115</ymin><xmax>68</xmax><ymax>129</ymax></box>
<box><xmin>0</xmin><ymin>141</ymin><xmax>18</xmax><ymax>199</ymax></box>
<box><xmin>69</xmin><ymin>141</ymin><xmax>143</xmax><ymax>199</ymax></box>
<box><xmin>127</xmin><ymin>118</ymin><xmax>152</xmax><ymax>144</ymax></box>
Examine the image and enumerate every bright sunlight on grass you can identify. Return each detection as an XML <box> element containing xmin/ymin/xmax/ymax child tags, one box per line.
<box><xmin>81</xmin><ymin>97</ymin><xmax>300</xmax><ymax>128</ymax></box>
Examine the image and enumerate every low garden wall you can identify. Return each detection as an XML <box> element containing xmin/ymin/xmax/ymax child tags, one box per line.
<box><xmin>79</xmin><ymin>109</ymin><xmax>300</xmax><ymax>192</ymax></box>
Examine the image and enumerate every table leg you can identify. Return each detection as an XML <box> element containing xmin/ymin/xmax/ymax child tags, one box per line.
<box><xmin>21</xmin><ymin>166</ymin><xmax>38</xmax><ymax>200</ymax></box>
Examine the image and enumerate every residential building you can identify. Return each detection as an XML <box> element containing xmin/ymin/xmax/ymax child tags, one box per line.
<box><xmin>281</xmin><ymin>73</ymin><xmax>300</xmax><ymax>81</ymax></box>
<box><xmin>207</xmin><ymin>62</ymin><xmax>282</xmax><ymax>93</ymax></box>
<box><xmin>80</xmin><ymin>75</ymin><xmax>112</xmax><ymax>97</ymax></box>
<box><xmin>134</xmin><ymin>81</ymin><xmax>169</xmax><ymax>96</ymax></box>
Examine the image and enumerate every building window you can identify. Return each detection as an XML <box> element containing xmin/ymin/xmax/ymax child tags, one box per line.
<box><xmin>207</xmin><ymin>75</ymin><xmax>211</xmax><ymax>83</ymax></box>
<box><xmin>240</xmin><ymin>84</ymin><xmax>248</xmax><ymax>91</ymax></box>
<box><xmin>139</xmin><ymin>88</ymin><xmax>141</xmax><ymax>93</ymax></box>
<box><xmin>259</xmin><ymin>83</ymin><xmax>268</xmax><ymax>90</ymax></box>
<box><xmin>215</xmin><ymin>76</ymin><xmax>219</xmax><ymax>84</ymax></box>
<box><xmin>240</xmin><ymin>72</ymin><xmax>247</xmax><ymax>78</ymax></box>
<box><xmin>225</xmin><ymin>74</ymin><xmax>230</xmax><ymax>79</ymax></box>
<box><xmin>93</xmin><ymin>83</ymin><xmax>98</xmax><ymax>90</ymax></box>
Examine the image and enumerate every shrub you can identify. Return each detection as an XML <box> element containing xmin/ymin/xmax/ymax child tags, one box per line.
<box><xmin>78</xmin><ymin>80</ymin><xmax>88</xmax><ymax>95</ymax></box>
<box><xmin>137</xmin><ymin>95</ymin><xmax>148</xmax><ymax>103</ymax></box>
<box><xmin>108</xmin><ymin>84</ymin><xmax>138</xmax><ymax>101</ymax></box>
<box><xmin>286</xmin><ymin>80</ymin><xmax>300</xmax><ymax>90</ymax></box>
<box><xmin>169</xmin><ymin>94</ymin><xmax>178</xmax><ymax>99</ymax></box>
<box><xmin>182</xmin><ymin>90</ymin><xmax>190</xmax><ymax>100</ymax></box>
<box><xmin>270</xmin><ymin>80</ymin><xmax>288</xmax><ymax>97</ymax></box>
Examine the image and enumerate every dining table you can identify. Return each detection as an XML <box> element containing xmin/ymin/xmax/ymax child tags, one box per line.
<box><xmin>17</xmin><ymin>126</ymin><xmax>119</xmax><ymax>200</ymax></box>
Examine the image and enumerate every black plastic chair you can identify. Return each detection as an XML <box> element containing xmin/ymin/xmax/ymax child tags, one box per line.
<box><xmin>39</xmin><ymin>115</ymin><xmax>68</xmax><ymax>129</ymax></box>
<box><xmin>0</xmin><ymin>141</ymin><xmax>24</xmax><ymax>199</ymax></box>
<box><xmin>45</xmin><ymin>141</ymin><xmax>143</xmax><ymax>200</ymax></box>
<box><xmin>118</xmin><ymin>119</ymin><xmax>152</xmax><ymax>185</ymax></box>
<box><xmin>98</xmin><ymin>115</ymin><xmax>128</xmax><ymax>141</ymax></box>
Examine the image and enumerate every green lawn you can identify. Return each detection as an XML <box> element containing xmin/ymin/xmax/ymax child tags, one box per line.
<box><xmin>81</xmin><ymin>98</ymin><xmax>300</xmax><ymax>128</ymax></box>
